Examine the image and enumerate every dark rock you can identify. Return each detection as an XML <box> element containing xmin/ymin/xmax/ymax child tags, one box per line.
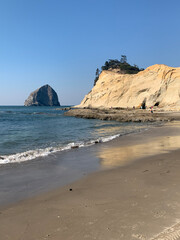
<box><xmin>71</xmin><ymin>145</ymin><xmax>79</xmax><ymax>149</ymax></box>
<box><xmin>64</xmin><ymin>108</ymin><xmax>176</xmax><ymax>122</ymax></box>
<box><xmin>24</xmin><ymin>84</ymin><xmax>60</xmax><ymax>106</ymax></box>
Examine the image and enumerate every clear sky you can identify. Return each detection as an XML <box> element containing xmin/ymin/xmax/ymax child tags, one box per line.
<box><xmin>1</xmin><ymin>0</ymin><xmax>180</xmax><ymax>105</ymax></box>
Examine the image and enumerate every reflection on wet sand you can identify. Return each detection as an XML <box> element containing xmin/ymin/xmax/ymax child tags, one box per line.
<box><xmin>98</xmin><ymin>135</ymin><xmax>180</xmax><ymax>168</ymax></box>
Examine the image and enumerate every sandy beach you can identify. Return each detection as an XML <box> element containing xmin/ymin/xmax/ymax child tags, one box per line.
<box><xmin>0</xmin><ymin>123</ymin><xmax>180</xmax><ymax>240</ymax></box>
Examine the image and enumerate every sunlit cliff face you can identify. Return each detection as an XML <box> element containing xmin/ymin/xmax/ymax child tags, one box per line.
<box><xmin>77</xmin><ymin>64</ymin><xmax>180</xmax><ymax>110</ymax></box>
<box><xmin>97</xmin><ymin>134</ymin><xmax>180</xmax><ymax>168</ymax></box>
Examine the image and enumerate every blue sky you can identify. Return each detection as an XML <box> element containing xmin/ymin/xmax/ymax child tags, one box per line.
<box><xmin>0</xmin><ymin>0</ymin><xmax>180</xmax><ymax>105</ymax></box>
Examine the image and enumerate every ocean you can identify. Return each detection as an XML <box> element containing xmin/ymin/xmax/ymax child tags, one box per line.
<box><xmin>0</xmin><ymin>106</ymin><xmax>153</xmax><ymax>165</ymax></box>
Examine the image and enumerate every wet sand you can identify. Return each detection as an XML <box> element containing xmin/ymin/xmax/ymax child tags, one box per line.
<box><xmin>0</xmin><ymin>147</ymin><xmax>100</xmax><ymax>207</ymax></box>
<box><xmin>0</xmin><ymin>123</ymin><xmax>180</xmax><ymax>239</ymax></box>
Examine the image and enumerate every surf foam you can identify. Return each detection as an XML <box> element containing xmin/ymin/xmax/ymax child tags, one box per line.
<box><xmin>0</xmin><ymin>127</ymin><xmax>150</xmax><ymax>165</ymax></box>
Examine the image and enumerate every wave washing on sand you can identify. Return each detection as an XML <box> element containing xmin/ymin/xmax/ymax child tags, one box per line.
<box><xmin>0</xmin><ymin>135</ymin><xmax>120</xmax><ymax>165</ymax></box>
<box><xmin>0</xmin><ymin>128</ymin><xmax>148</xmax><ymax>165</ymax></box>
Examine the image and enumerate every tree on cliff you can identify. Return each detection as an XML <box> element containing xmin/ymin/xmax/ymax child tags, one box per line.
<box><xmin>94</xmin><ymin>56</ymin><xmax>144</xmax><ymax>86</ymax></box>
<box><xmin>96</xmin><ymin>68</ymin><xmax>100</xmax><ymax>76</ymax></box>
<box><xmin>101</xmin><ymin>56</ymin><xmax>143</xmax><ymax>74</ymax></box>
<box><xmin>120</xmin><ymin>55</ymin><xmax>127</xmax><ymax>63</ymax></box>
<box><xmin>94</xmin><ymin>68</ymin><xmax>100</xmax><ymax>86</ymax></box>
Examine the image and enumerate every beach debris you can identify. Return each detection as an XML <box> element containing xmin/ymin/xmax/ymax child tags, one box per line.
<box><xmin>71</xmin><ymin>145</ymin><xmax>79</xmax><ymax>149</ymax></box>
<box><xmin>69</xmin><ymin>188</ymin><xmax>73</xmax><ymax>191</ymax></box>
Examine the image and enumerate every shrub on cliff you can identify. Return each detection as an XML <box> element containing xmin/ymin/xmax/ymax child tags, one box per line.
<box><xmin>101</xmin><ymin>56</ymin><xmax>143</xmax><ymax>73</ymax></box>
<box><xmin>94</xmin><ymin>55</ymin><xmax>144</xmax><ymax>86</ymax></box>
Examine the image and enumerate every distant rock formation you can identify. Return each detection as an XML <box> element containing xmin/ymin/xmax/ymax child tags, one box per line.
<box><xmin>77</xmin><ymin>64</ymin><xmax>180</xmax><ymax>111</ymax></box>
<box><xmin>24</xmin><ymin>84</ymin><xmax>60</xmax><ymax>106</ymax></box>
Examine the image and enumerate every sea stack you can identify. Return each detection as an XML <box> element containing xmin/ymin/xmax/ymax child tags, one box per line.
<box><xmin>24</xmin><ymin>84</ymin><xmax>60</xmax><ymax>106</ymax></box>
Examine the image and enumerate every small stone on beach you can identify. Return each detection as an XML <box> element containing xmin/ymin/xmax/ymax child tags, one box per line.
<box><xmin>71</xmin><ymin>146</ymin><xmax>79</xmax><ymax>149</ymax></box>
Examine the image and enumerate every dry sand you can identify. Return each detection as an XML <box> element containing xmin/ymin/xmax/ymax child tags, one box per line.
<box><xmin>0</xmin><ymin>123</ymin><xmax>180</xmax><ymax>240</ymax></box>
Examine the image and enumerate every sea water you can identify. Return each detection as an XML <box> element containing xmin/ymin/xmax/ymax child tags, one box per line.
<box><xmin>0</xmin><ymin>106</ymin><xmax>153</xmax><ymax>164</ymax></box>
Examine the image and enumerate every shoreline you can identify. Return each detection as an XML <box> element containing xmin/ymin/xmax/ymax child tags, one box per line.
<box><xmin>0</xmin><ymin>121</ymin><xmax>178</xmax><ymax>207</ymax></box>
<box><xmin>0</xmin><ymin>122</ymin><xmax>180</xmax><ymax>239</ymax></box>
<box><xmin>0</xmin><ymin>109</ymin><xmax>157</xmax><ymax>165</ymax></box>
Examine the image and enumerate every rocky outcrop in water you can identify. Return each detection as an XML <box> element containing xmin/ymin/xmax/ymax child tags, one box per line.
<box><xmin>65</xmin><ymin>108</ymin><xmax>180</xmax><ymax>122</ymax></box>
<box><xmin>77</xmin><ymin>64</ymin><xmax>180</xmax><ymax>111</ymax></box>
<box><xmin>24</xmin><ymin>84</ymin><xmax>60</xmax><ymax>106</ymax></box>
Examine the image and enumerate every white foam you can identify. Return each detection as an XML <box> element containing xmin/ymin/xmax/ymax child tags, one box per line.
<box><xmin>0</xmin><ymin>133</ymin><xmax>124</xmax><ymax>165</ymax></box>
<box><xmin>100</xmin><ymin>134</ymin><xmax>120</xmax><ymax>142</ymax></box>
<box><xmin>0</xmin><ymin>126</ymin><xmax>151</xmax><ymax>165</ymax></box>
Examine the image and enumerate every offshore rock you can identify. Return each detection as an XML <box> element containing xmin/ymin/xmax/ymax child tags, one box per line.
<box><xmin>24</xmin><ymin>84</ymin><xmax>60</xmax><ymax>106</ymax></box>
<box><xmin>77</xmin><ymin>64</ymin><xmax>180</xmax><ymax>111</ymax></box>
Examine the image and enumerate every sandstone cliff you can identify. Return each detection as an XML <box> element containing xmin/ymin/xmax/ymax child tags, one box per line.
<box><xmin>77</xmin><ymin>64</ymin><xmax>180</xmax><ymax>110</ymax></box>
<box><xmin>24</xmin><ymin>84</ymin><xmax>60</xmax><ymax>106</ymax></box>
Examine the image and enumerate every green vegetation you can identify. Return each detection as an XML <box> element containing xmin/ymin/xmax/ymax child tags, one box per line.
<box><xmin>94</xmin><ymin>68</ymin><xmax>100</xmax><ymax>86</ymax></box>
<box><xmin>94</xmin><ymin>55</ymin><xmax>144</xmax><ymax>86</ymax></box>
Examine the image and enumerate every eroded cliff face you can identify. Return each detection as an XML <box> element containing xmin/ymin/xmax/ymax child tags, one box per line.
<box><xmin>77</xmin><ymin>64</ymin><xmax>180</xmax><ymax>110</ymax></box>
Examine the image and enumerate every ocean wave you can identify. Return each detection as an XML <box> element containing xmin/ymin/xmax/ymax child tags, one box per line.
<box><xmin>0</xmin><ymin>134</ymin><xmax>123</xmax><ymax>165</ymax></box>
<box><xmin>0</xmin><ymin>126</ymin><xmax>151</xmax><ymax>165</ymax></box>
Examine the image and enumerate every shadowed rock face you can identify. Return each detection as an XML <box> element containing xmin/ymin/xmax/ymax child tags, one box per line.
<box><xmin>24</xmin><ymin>85</ymin><xmax>60</xmax><ymax>106</ymax></box>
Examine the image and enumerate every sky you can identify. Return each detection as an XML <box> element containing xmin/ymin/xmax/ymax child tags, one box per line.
<box><xmin>0</xmin><ymin>0</ymin><xmax>180</xmax><ymax>105</ymax></box>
